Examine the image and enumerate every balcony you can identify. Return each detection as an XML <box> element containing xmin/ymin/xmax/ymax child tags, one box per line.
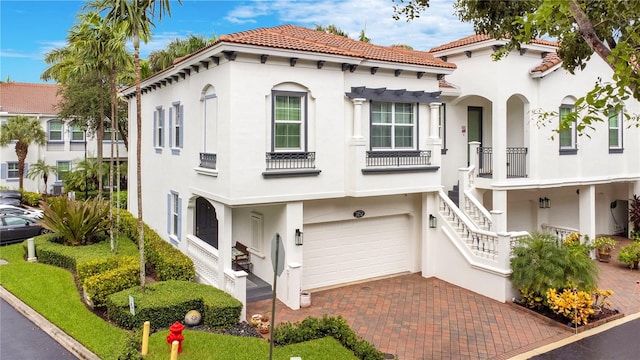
<box><xmin>362</xmin><ymin>150</ymin><xmax>437</xmax><ymax>174</ymax></box>
<box><xmin>263</xmin><ymin>152</ymin><xmax>320</xmax><ymax>178</ymax></box>
<box><xmin>477</xmin><ymin>147</ymin><xmax>528</xmax><ymax>178</ymax></box>
<box><xmin>199</xmin><ymin>152</ymin><xmax>217</xmax><ymax>170</ymax></box>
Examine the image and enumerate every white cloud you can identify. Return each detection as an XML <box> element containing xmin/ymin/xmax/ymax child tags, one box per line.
<box><xmin>224</xmin><ymin>2</ymin><xmax>272</xmax><ymax>24</ymax></box>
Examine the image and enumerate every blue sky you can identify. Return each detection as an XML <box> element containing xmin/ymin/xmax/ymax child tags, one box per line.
<box><xmin>0</xmin><ymin>0</ymin><xmax>473</xmax><ymax>84</ymax></box>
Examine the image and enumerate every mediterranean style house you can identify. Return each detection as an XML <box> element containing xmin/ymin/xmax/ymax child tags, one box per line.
<box><xmin>0</xmin><ymin>82</ymin><xmax>127</xmax><ymax>194</ymax></box>
<box><xmin>121</xmin><ymin>25</ymin><xmax>640</xmax><ymax>317</ymax></box>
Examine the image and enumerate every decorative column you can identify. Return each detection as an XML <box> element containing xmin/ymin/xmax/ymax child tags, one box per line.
<box><xmin>284</xmin><ymin>202</ymin><xmax>303</xmax><ymax>309</ymax></box>
<box><xmin>351</xmin><ymin>98</ymin><xmax>366</xmax><ymax>140</ymax></box>
<box><xmin>429</xmin><ymin>102</ymin><xmax>441</xmax><ymax>140</ymax></box>
<box><xmin>492</xmin><ymin>102</ymin><xmax>507</xmax><ymax>181</ymax></box>
<box><xmin>579</xmin><ymin>185</ymin><xmax>596</xmax><ymax>242</ymax></box>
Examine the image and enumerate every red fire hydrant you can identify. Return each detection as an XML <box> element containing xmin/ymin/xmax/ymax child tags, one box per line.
<box><xmin>166</xmin><ymin>321</ymin><xmax>185</xmax><ymax>353</ymax></box>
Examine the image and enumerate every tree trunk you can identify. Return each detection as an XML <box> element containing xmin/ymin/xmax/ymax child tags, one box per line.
<box><xmin>98</xmin><ymin>88</ymin><xmax>105</xmax><ymax>197</ymax></box>
<box><xmin>135</xmin><ymin>37</ymin><xmax>146</xmax><ymax>291</ymax></box>
<box><xmin>15</xmin><ymin>141</ymin><xmax>28</xmax><ymax>190</ymax></box>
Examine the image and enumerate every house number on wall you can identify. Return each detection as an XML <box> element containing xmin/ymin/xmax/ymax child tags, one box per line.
<box><xmin>353</xmin><ymin>210</ymin><xmax>365</xmax><ymax>218</ymax></box>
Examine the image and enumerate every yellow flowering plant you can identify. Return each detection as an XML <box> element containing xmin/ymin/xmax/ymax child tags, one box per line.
<box><xmin>546</xmin><ymin>288</ymin><xmax>594</xmax><ymax>325</ymax></box>
<box><xmin>592</xmin><ymin>288</ymin><xmax>614</xmax><ymax>310</ymax></box>
<box><xmin>564</xmin><ymin>232</ymin><xmax>581</xmax><ymax>246</ymax></box>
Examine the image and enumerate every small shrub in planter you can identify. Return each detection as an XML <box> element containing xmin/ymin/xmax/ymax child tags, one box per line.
<box><xmin>617</xmin><ymin>241</ymin><xmax>640</xmax><ymax>269</ymax></box>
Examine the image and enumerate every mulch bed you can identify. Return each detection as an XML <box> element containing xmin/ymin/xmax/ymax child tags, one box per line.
<box><xmin>509</xmin><ymin>301</ymin><xmax>625</xmax><ymax>333</ymax></box>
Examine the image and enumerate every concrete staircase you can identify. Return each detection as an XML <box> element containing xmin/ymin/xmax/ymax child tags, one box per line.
<box><xmin>447</xmin><ymin>183</ymin><xmax>459</xmax><ymax>208</ymax></box>
<box><xmin>246</xmin><ymin>273</ymin><xmax>272</xmax><ymax>303</ymax></box>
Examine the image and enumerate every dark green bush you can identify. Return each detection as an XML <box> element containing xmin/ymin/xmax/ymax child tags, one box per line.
<box><xmin>118</xmin><ymin>328</ymin><xmax>143</xmax><ymax>360</ymax></box>
<box><xmin>117</xmin><ymin>210</ymin><xmax>195</xmax><ymax>281</ymax></box>
<box><xmin>273</xmin><ymin>315</ymin><xmax>384</xmax><ymax>360</ymax></box>
<box><xmin>84</xmin><ymin>261</ymin><xmax>139</xmax><ymax>308</ymax></box>
<box><xmin>106</xmin><ymin>280</ymin><xmax>241</xmax><ymax>330</ymax></box>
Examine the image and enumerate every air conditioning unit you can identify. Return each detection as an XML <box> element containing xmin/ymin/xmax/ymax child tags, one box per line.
<box><xmin>52</xmin><ymin>184</ymin><xmax>63</xmax><ymax>196</ymax></box>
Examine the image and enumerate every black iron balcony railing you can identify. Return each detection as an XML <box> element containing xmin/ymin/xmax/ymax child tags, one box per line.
<box><xmin>477</xmin><ymin>147</ymin><xmax>528</xmax><ymax>178</ymax></box>
<box><xmin>265</xmin><ymin>152</ymin><xmax>316</xmax><ymax>170</ymax></box>
<box><xmin>199</xmin><ymin>152</ymin><xmax>217</xmax><ymax>170</ymax></box>
<box><xmin>366</xmin><ymin>150</ymin><xmax>431</xmax><ymax>167</ymax></box>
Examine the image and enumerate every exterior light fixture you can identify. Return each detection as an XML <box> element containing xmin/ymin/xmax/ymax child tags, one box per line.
<box><xmin>539</xmin><ymin>197</ymin><xmax>551</xmax><ymax>209</ymax></box>
<box><xmin>429</xmin><ymin>214</ymin><xmax>437</xmax><ymax>228</ymax></box>
<box><xmin>295</xmin><ymin>228</ymin><xmax>304</xmax><ymax>246</ymax></box>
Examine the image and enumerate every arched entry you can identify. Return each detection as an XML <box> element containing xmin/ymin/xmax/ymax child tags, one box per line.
<box><xmin>195</xmin><ymin>197</ymin><xmax>218</xmax><ymax>248</ymax></box>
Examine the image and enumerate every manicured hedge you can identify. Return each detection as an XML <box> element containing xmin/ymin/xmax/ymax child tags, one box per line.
<box><xmin>116</xmin><ymin>210</ymin><xmax>195</xmax><ymax>282</ymax></box>
<box><xmin>106</xmin><ymin>280</ymin><xmax>242</xmax><ymax>331</ymax></box>
<box><xmin>273</xmin><ymin>315</ymin><xmax>385</xmax><ymax>360</ymax></box>
<box><xmin>82</xmin><ymin>257</ymin><xmax>139</xmax><ymax>308</ymax></box>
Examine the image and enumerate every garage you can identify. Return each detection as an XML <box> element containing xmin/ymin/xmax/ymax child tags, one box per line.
<box><xmin>302</xmin><ymin>215</ymin><xmax>412</xmax><ymax>290</ymax></box>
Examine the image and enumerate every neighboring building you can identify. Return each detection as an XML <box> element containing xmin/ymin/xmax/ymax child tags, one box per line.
<box><xmin>122</xmin><ymin>25</ymin><xmax>640</xmax><ymax>316</ymax></box>
<box><xmin>0</xmin><ymin>82</ymin><xmax>128</xmax><ymax>194</ymax></box>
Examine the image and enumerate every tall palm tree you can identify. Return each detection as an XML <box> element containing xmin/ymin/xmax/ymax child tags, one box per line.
<box><xmin>148</xmin><ymin>34</ymin><xmax>214</xmax><ymax>73</ymax></box>
<box><xmin>27</xmin><ymin>159</ymin><xmax>58</xmax><ymax>194</ymax></box>
<box><xmin>92</xmin><ymin>0</ymin><xmax>180</xmax><ymax>290</ymax></box>
<box><xmin>0</xmin><ymin>116</ymin><xmax>47</xmax><ymax>190</ymax></box>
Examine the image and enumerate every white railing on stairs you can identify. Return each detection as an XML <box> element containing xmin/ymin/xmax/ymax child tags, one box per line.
<box><xmin>186</xmin><ymin>235</ymin><xmax>220</xmax><ymax>287</ymax></box>
<box><xmin>541</xmin><ymin>224</ymin><xmax>580</xmax><ymax>245</ymax></box>
<box><xmin>463</xmin><ymin>189</ymin><xmax>492</xmax><ymax>231</ymax></box>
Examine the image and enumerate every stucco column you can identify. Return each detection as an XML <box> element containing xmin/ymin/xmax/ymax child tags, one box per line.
<box><xmin>429</xmin><ymin>102</ymin><xmax>442</xmax><ymax>140</ymax></box>
<box><xmin>421</xmin><ymin>192</ymin><xmax>437</xmax><ymax>277</ymax></box>
<box><xmin>492</xmin><ymin>190</ymin><xmax>507</xmax><ymax>232</ymax></box>
<box><xmin>492</xmin><ymin>102</ymin><xmax>507</xmax><ymax>181</ymax></box>
<box><xmin>579</xmin><ymin>185</ymin><xmax>596</xmax><ymax>241</ymax></box>
<box><xmin>215</xmin><ymin>203</ymin><xmax>233</xmax><ymax>287</ymax></box>
<box><xmin>283</xmin><ymin>201</ymin><xmax>303</xmax><ymax>310</ymax></box>
<box><xmin>351</xmin><ymin>98</ymin><xmax>366</xmax><ymax>140</ymax></box>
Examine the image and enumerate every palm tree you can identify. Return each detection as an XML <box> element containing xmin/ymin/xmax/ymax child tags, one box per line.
<box><xmin>148</xmin><ymin>34</ymin><xmax>214</xmax><ymax>73</ymax></box>
<box><xmin>92</xmin><ymin>0</ymin><xmax>180</xmax><ymax>290</ymax></box>
<box><xmin>27</xmin><ymin>159</ymin><xmax>58</xmax><ymax>194</ymax></box>
<box><xmin>0</xmin><ymin>116</ymin><xmax>46</xmax><ymax>190</ymax></box>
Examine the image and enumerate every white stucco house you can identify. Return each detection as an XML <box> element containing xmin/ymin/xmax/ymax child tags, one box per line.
<box><xmin>121</xmin><ymin>25</ymin><xmax>640</xmax><ymax>315</ymax></box>
<box><xmin>0</xmin><ymin>82</ymin><xmax>128</xmax><ymax>194</ymax></box>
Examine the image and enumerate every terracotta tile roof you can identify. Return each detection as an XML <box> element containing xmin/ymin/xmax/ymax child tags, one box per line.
<box><xmin>430</xmin><ymin>34</ymin><xmax>559</xmax><ymax>52</ymax></box>
<box><xmin>213</xmin><ymin>24</ymin><xmax>455</xmax><ymax>69</ymax></box>
<box><xmin>438</xmin><ymin>78</ymin><xmax>457</xmax><ymax>89</ymax></box>
<box><xmin>530</xmin><ymin>52</ymin><xmax>562</xmax><ymax>73</ymax></box>
<box><xmin>0</xmin><ymin>82</ymin><xmax>60</xmax><ymax>115</ymax></box>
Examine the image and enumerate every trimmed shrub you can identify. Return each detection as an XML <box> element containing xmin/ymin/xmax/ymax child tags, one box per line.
<box><xmin>77</xmin><ymin>256</ymin><xmax>138</xmax><ymax>283</ymax></box>
<box><xmin>20</xmin><ymin>190</ymin><xmax>43</xmax><ymax>207</ymax></box>
<box><xmin>273</xmin><ymin>315</ymin><xmax>384</xmax><ymax>360</ymax></box>
<box><xmin>84</xmin><ymin>261</ymin><xmax>139</xmax><ymax>308</ymax></box>
<box><xmin>116</xmin><ymin>210</ymin><xmax>195</xmax><ymax>281</ymax></box>
<box><xmin>105</xmin><ymin>280</ymin><xmax>241</xmax><ymax>330</ymax></box>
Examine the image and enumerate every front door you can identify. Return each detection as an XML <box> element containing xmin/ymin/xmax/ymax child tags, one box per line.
<box><xmin>467</xmin><ymin>106</ymin><xmax>483</xmax><ymax>166</ymax></box>
<box><xmin>195</xmin><ymin>197</ymin><xmax>218</xmax><ymax>249</ymax></box>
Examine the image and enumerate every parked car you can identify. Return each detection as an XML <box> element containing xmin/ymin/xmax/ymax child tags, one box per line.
<box><xmin>0</xmin><ymin>205</ymin><xmax>43</xmax><ymax>219</ymax></box>
<box><xmin>0</xmin><ymin>214</ymin><xmax>49</xmax><ymax>245</ymax></box>
<box><xmin>0</xmin><ymin>189</ymin><xmax>22</xmax><ymax>200</ymax></box>
<box><xmin>0</xmin><ymin>197</ymin><xmax>21</xmax><ymax>206</ymax></box>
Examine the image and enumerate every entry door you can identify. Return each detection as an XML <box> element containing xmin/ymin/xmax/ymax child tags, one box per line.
<box><xmin>467</xmin><ymin>107</ymin><xmax>483</xmax><ymax>165</ymax></box>
<box><xmin>195</xmin><ymin>197</ymin><xmax>218</xmax><ymax>249</ymax></box>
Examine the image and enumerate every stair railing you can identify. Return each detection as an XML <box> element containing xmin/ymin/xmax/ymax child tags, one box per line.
<box><xmin>463</xmin><ymin>189</ymin><xmax>493</xmax><ymax>231</ymax></box>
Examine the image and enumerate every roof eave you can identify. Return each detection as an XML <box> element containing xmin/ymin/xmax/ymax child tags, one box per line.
<box><xmin>530</xmin><ymin>63</ymin><xmax>563</xmax><ymax>78</ymax></box>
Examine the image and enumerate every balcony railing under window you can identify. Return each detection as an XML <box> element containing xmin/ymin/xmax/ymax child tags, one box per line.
<box><xmin>199</xmin><ymin>152</ymin><xmax>217</xmax><ymax>170</ymax></box>
<box><xmin>477</xmin><ymin>147</ymin><xmax>528</xmax><ymax>178</ymax></box>
<box><xmin>265</xmin><ymin>152</ymin><xmax>316</xmax><ymax>170</ymax></box>
<box><xmin>366</xmin><ymin>150</ymin><xmax>431</xmax><ymax>167</ymax></box>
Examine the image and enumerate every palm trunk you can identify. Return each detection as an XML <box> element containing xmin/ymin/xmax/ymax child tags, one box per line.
<box><xmin>109</xmin><ymin>67</ymin><xmax>117</xmax><ymax>252</ymax></box>
<box><xmin>135</xmin><ymin>38</ymin><xmax>146</xmax><ymax>291</ymax></box>
<box><xmin>15</xmin><ymin>142</ymin><xmax>28</xmax><ymax>190</ymax></box>
<box><xmin>98</xmin><ymin>87</ymin><xmax>105</xmax><ymax>198</ymax></box>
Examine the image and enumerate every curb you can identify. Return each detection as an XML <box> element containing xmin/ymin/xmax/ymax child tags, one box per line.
<box><xmin>0</xmin><ymin>285</ymin><xmax>101</xmax><ymax>360</ymax></box>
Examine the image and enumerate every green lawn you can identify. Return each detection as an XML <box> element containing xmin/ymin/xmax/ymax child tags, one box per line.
<box><xmin>0</xmin><ymin>242</ymin><xmax>358</xmax><ymax>359</ymax></box>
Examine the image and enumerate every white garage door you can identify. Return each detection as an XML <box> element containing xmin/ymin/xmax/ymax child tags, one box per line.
<box><xmin>303</xmin><ymin>215</ymin><xmax>411</xmax><ymax>290</ymax></box>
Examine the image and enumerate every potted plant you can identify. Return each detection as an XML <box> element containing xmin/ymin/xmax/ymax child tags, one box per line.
<box><xmin>593</xmin><ymin>236</ymin><xmax>617</xmax><ymax>262</ymax></box>
<box><xmin>617</xmin><ymin>241</ymin><xmax>640</xmax><ymax>269</ymax></box>
<box><xmin>629</xmin><ymin>194</ymin><xmax>640</xmax><ymax>240</ymax></box>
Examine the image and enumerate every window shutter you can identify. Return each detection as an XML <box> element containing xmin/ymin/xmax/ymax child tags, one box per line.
<box><xmin>169</xmin><ymin>107</ymin><xmax>173</xmax><ymax>148</ymax></box>
<box><xmin>177</xmin><ymin>197</ymin><xmax>182</xmax><ymax>239</ymax></box>
<box><xmin>24</xmin><ymin>163</ymin><xmax>28</xmax><ymax>175</ymax></box>
<box><xmin>153</xmin><ymin>111</ymin><xmax>157</xmax><ymax>146</ymax></box>
<box><xmin>1</xmin><ymin>163</ymin><xmax>6</xmax><ymax>179</ymax></box>
<box><xmin>46</xmin><ymin>121</ymin><xmax>51</xmax><ymax>141</ymax></box>
<box><xmin>179</xmin><ymin>104</ymin><xmax>184</xmax><ymax>148</ymax></box>
<box><xmin>161</xmin><ymin>109</ymin><xmax>166</xmax><ymax>147</ymax></box>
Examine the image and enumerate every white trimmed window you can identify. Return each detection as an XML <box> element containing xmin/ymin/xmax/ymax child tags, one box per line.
<box><xmin>70</xmin><ymin>124</ymin><xmax>84</xmax><ymax>142</ymax></box>
<box><xmin>7</xmin><ymin>162</ymin><xmax>19</xmax><ymax>179</ymax></box>
<box><xmin>273</xmin><ymin>92</ymin><xmax>305</xmax><ymax>151</ymax></box>
<box><xmin>559</xmin><ymin>104</ymin><xmax>577</xmax><ymax>154</ymax></box>
<box><xmin>608</xmin><ymin>107</ymin><xmax>623</xmax><ymax>151</ymax></box>
<box><xmin>153</xmin><ymin>106</ymin><xmax>165</xmax><ymax>148</ymax></box>
<box><xmin>57</xmin><ymin>161</ymin><xmax>71</xmax><ymax>181</ymax></box>
<box><xmin>48</xmin><ymin>120</ymin><xmax>63</xmax><ymax>142</ymax></box>
<box><xmin>371</xmin><ymin>102</ymin><xmax>415</xmax><ymax>149</ymax></box>
<box><xmin>167</xmin><ymin>191</ymin><xmax>182</xmax><ymax>242</ymax></box>
<box><xmin>170</xmin><ymin>101</ymin><xmax>184</xmax><ymax>150</ymax></box>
